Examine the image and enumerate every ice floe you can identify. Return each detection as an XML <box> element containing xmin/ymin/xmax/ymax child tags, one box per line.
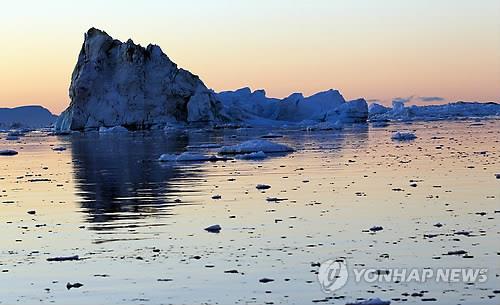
<box><xmin>234</xmin><ymin>151</ymin><xmax>267</xmax><ymax>160</ymax></box>
<box><xmin>218</xmin><ymin>140</ymin><xmax>294</xmax><ymax>155</ymax></box>
<box><xmin>391</xmin><ymin>132</ymin><xmax>417</xmax><ymax>141</ymax></box>
<box><xmin>0</xmin><ymin>149</ymin><xmax>18</xmax><ymax>156</ymax></box>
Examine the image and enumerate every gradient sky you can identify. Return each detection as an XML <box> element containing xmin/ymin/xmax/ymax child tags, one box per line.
<box><xmin>1</xmin><ymin>0</ymin><xmax>499</xmax><ymax>114</ymax></box>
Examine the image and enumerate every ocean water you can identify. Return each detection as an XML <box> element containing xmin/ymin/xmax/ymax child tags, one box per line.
<box><xmin>0</xmin><ymin>120</ymin><xmax>498</xmax><ymax>305</ymax></box>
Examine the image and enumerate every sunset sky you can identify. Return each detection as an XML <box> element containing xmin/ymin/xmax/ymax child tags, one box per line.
<box><xmin>1</xmin><ymin>0</ymin><xmax>499</xmax><ymax>114</ymax></box>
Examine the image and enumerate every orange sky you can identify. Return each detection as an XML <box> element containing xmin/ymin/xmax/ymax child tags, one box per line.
<box><xmin>1</xmin><ymin>0</ymin><xmax>499</xmax><ymax>114</ymax></box>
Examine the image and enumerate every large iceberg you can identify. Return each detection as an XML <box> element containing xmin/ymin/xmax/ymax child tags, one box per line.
<box><xmin>369</xmin><ymin>101</ymin><xmax>500</xmax><ymax>121</ymax></box>
<box><xmin>217</xmin><ymin>87</ymin><xmax>368</xmax><ymax>125</ymax></box>
<box><xmin>55</xmin><ymin>28</ymin><xmax>223</xmax><ymax>131</ymax></box>
<box><xmin>55</xmin><ymin>28</ymin><xmax>368</xmax><ymax>131</ymax></box>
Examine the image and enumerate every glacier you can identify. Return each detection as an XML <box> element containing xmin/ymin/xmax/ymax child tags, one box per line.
<box><xmin>55</xmin><ymin>28</ymin><xmax>368</xmax><ymax>132</ymax></box>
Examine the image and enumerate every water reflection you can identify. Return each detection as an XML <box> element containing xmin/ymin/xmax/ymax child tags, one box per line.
<box><xmin>68</xmin><ymin>125</ymin><xmax>369</xmax><ymax>232</ymax></box>
<box><xmin>69</xmin><ymin>131</ymin><xmax>203</xmax><ymax>227</ymax></box>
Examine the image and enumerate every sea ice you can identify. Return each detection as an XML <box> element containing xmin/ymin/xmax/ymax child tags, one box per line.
<box><xmin>204</xmin><ymin>224</ymin><xmax>221</xmax><ymax>233</ymax></box>
<box><xmin>158</xmin><ymin>152</ymin><xmax>219</xmax><ymax>162</ymax></box>
<box><xmin>391</xmin><ymin>132</ymin><xmax>417</xmax><ymax>141</ymax></box>
<box><xmin>0</xmin><ymin>149</ymin><xmax>18</xmax><ymax>156</ymax></box>
<box><xmin>218</xmin><ymin>140</ymin><xmax>294</xmax><ymax>155</ymax></box>
<box><xmin>5</xmin><ymin>135</ymin><xmax>20</xmax><ymax>141</ymax></box>
<box><xmin>346</xmin><ymin>298</ymin><xmax>391</xmax><ymax>305</ymax></box>
<box><xmin>234</xmin><ymin>151</ymin><xmax>267</xmax><ymax>160</ymax></box>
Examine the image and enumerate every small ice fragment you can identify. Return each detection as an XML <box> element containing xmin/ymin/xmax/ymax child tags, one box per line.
<box><xmin>204</xmin><ymin>224</ymin><xmax>221</xmax><ymax>233</ymax></box>
<box><xmin>0</xmin><ymin>149</ymin><xmax>18</xmax><ymax>156</ymax></box>
<box><xmin>186</xmin><ymin>143</ymin><xmax>222</xmax><ymax>149</ymax></box>
<box><xmin>5</xmin><ymin>135</ymin><xmax>20</xmax><ymax>141</ymax></box>
<box><xmin>256</xmin><ymin>184</ymin><xmax>271</xmax><ymax>190</ymax></box>
<box><xmin>47</xmin><ymin>255</ymin><xmax>80</xmax><ymax>262</ymax></box>
<box><xmin>346</xmin><ymin>298</ymin><xmax>391</xmax><ymax>305</ymax></box>
<box><xmin>66</xmin><ymin>282</ymin><xmax>83</xmax><ymax>290</ymax></box>
<box><xmin>369</xmin><ymin>226</ymin><xmax>383</xmax><ymax>232</ymax></box>
<box><xmin>260</xmin><ymin>133</ymin><xmax>282</xmax><ymax>139</ymax></box>
<box><xmin>391</xmin><ymin>132</ymin><xmax>417</xmax><ymax>141</ymax></box>
<box><xmin>235</xmin><ymin>151</ymin><xmax>267</xmax><ymax>160</ymax></box>
<box><xmin>52</xmin><ymin>146</ymin><xmax>66</xmax><ymax>151</ymax></box>
<box><xmin>211</xmin><ymin>195</ymin><xmax>221</xmax><ymax>200</ymax></box>
<box><xmin>176</xmin><ymin>152</ymin><xmax>215</xmax><ymax>162</ymax></box>
<box><xmin>266</xmin><ymin>197</ymin><xmax>287</xmax><ymax>202</ymax></box>
<box><xmin>158</xmin><ymin>154</ymin><xmax>177</xmax><ymax>162</ymax></box>
<box><xmin>158</xmin><ymin>152</ymin><xmax>218</xmax><ymax>162</ymax></box>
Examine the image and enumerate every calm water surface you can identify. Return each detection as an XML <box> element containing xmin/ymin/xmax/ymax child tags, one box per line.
<box><xmin>0</xmin><ymin>120</ymin><xmax>499</xmax><ymax>305</ymax></box>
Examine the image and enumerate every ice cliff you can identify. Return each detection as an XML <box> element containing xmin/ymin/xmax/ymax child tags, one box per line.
<box><xmin>55</xmin><ymin>28</ymin><xmax>368</xmax><ymax>131</ymax></box>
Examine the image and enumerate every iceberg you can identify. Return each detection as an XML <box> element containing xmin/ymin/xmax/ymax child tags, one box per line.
<box><xmin>217</xmin><ymin>87</ymin><xmax>368</xmax><ymax>125</ymax></box>
<box><xmin>54</xmin><ymin>28</ymin><xmax>369</xmax><ymax>132</ymax></box>
<box><xmin>55</xmin><ymin>28</ymin><xmax>223</xmax><ymax>132</ymax></box>
<box><xmin>218</xmin><ymin>140</ymin><xmax>294</xmax><ymax>155</ymax></box>
<box><xmin>369</xmin><ymin>101</ymin><xmax>500</xmax><ymax>121</ymax></box>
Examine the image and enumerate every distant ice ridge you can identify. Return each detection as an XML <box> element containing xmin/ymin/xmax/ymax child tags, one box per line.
<box><xmin>0</xmin><ymin>106</ymin><xmax>57</xmax><ymax>129</ymax></box>
<box><xmin>369</xmin><ymin>100</ymin><xmax>500</xmax><ymax>122</ymax></box>
<box><xmin>217</xmin><ymin>87</ymin><xmax>368</xmax><ymax>127</ymax></box>
<box><xmin>54</xmin><ymin>28</ymin><xmax>368</xmax><ymax>132</ymax></box>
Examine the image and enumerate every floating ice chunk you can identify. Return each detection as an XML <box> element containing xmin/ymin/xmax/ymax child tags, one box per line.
<box><xmin>158</xmin><ymin>152</ymin><xmax>220</xmax><ymax>162</ymax></box>
<box><xmin>369</xmin><ymin>226</ymin><xmax>383</xmax><ymax>232</ymax></box>
<box><xmin>7</xmin><ymin>131</ymin><xmax>25</xmax><ymax>137</ymax></box>
<box><xmin>256</xmin><ymin>184</ymin><xmax>271</xmax><ymax>190</ymax></box>
<box><xmin>52</xmin><ymin>146</ymin><xmax>66</xmax><ymax>151</ymax></box>
<box><xmin>204</xmin><ymin>224</ymin><xmax>221</xmax><ymax>233</ymax></box>
<box><xmin>47</xmin><ymin>255</ymin><xmax>80</xmax><ymax>262</ymax></box>
<box><xmin>346</xmin><ymin>298</ymin><xmax>391</xmax><ymax>305</ymax></box>
<box><xmin>235</xmin><ymin>151</ymin><xmax>267</xmax><ymax>160</ymax></box>
<box><xmin>98</xmin><ymin>126</ymin><xmax>128</xmax><ymax>133</ymax></box>
<box><xmin>176</xmin><ymin>152</ymin><xmax>216</xmax><ymax>162</ymax></box>
<box><xmin>158</xmin><ymin>154</ymin><xmax>177</xmax><ymax>162</ymax></box>
<box><xmin>186</xmin><ymin>143</ymin><xmax>222</xmax><ymax>149</ymax></box>
<box><xmin>260</xmin><ymin>133</ymin><xmax>283</xmax><ymax>139</ymax></box>
<box><xmin>391</xmin><ymin>132</ymin><xmax>417</xmax><ymax>141</ymax></box>
<box><xmin>5</xmin><ymin>135</ymin><xmax>20</xmax><ymax>141</ymax></box>
<box><xmin>218</xmin><ymin>140</ymin><xmax>294</xmax><ymax>155</ymax></box>
<box><xmin>0</xmin><ymin>149</ymin><xmax>18</xmax><ymax>156</ymax></box>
